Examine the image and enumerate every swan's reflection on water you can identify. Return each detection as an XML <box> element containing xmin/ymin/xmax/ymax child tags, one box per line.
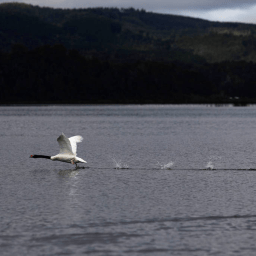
<box><xmin>56</xmin><ymin>167</ymin><xmax>88</xmax><ymax>220</ymax></box>
<box><xmin>57</xmin><ymin>169</ymin><xmax>80</xmax><ymax>178</ymax></box>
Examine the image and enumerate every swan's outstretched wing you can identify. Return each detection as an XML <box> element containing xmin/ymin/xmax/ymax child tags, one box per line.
<box><xmin>57</xmin><ymin>133</ymin><xmax>74</xmax><ymax>155</ymax></box>
<box><xmin>69</xmin><ymin>135</ymin><xmax>83</xmax><ymax>156</ymax></box>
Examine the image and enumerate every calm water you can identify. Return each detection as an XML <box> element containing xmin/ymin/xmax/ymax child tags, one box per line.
<box><xmin>1</xmin><ymin>105</ymin><xmax>256</xmax><ymax>255</ymax></box>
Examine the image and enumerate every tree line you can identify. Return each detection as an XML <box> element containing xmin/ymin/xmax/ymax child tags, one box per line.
<box><xmin>1</xmin><ymin>44</ymin><xmax>256</xmax><ymax>104</ymax></box>
<box><xmin>1</xmin><ymin>3</ymin><xmax>256</xmax><ymax>63</ymax></box>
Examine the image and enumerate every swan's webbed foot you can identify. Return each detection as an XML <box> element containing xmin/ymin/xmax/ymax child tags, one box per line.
<box><xmin>71</xmin><ymin>159</ymin><xmax>77</xmax><ymax>166</ymax></box>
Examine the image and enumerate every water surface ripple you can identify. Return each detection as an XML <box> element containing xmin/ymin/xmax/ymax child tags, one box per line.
<box><xmin>1</xmin><ymin>105</ymin><xmax>256</xmax><ymax>255</ymax></box>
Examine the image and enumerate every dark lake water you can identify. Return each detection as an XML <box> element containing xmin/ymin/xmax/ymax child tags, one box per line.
<box><xmin>2</xmin><ymin>105</ymin><xmax>256</xmax><ymax>255</ymax></box>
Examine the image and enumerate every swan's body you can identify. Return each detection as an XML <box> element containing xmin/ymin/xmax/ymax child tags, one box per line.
<box><xmin>30</xmin><ymin>133</ymin><xmax>87</xmax><ymax>168</ymax></box>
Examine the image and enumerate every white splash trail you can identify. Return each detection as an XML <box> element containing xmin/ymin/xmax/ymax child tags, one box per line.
<box><xmin>205</xmin><ymin>161</ymin><xmax>214</xmax><ymax>170</ymax></box>
<box><xmin>112</xmin><ymin>158</ymin><xmax>129</xmax><ymax>169</ymax></box>
<box><xmin>156</xmin><ymin>161</ymin><xmax>174</xmax><ymax>170</ymax></box>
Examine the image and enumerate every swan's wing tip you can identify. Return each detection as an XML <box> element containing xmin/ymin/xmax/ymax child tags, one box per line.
<box><xmin>57</xmin><ymin>134</ymin><xmax>63</xmax><ymax>141</ymax></box>
<box><xmin>70</xmin><ymin>135</ymin><xmax>83</xmax><ymax>143</ymax></box>
<box><xmin>57</xmin><ymin>132</ymin><xmax>67</xmax><ymax>139</ymax></box>
<box><xmin>69</xmin><ymin>135</ymin><xmax>83</xmax><ymax>155</ymax></box>
<box><xmin>77</xmin><ymin>135</ymin><xmax>83</xmax><ymax>142</ymax></box>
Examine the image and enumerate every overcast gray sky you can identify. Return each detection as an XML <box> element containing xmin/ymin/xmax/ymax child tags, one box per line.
<box><xmin>2</xmin><ymin>0</ymin><xmax>256</xmax><ymax>24</ymax></box>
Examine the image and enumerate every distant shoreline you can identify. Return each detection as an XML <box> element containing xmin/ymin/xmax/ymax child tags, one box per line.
<box><xmin>0</xmin><ymin>100</ymin><xmax>254</xmax><ymax>107</ymax></box>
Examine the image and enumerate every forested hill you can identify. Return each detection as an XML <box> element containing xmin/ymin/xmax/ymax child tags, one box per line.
<box><xmin>1</xmin><ymin>2</ymin><xmax>256</xmax><ymax>63</ymax></box>
<box><xmin>1</xmin><ymin>3</ymin><xmax>256</xmax><ymax>104</ymax></box>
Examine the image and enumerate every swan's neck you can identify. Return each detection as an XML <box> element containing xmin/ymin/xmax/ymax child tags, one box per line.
<box><xmin>32</xmin><ymin>155</ymin><xmax>51</xmax><ymax>159</ymax></box>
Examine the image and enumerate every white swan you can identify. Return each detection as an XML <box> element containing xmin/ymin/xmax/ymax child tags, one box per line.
<box><xmin>30</xmin><ymin>133</ymin><xmax>87</xmax><ymax>168</ymax></box>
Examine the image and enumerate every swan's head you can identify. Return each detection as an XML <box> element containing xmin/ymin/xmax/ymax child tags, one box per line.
<box><xmin>30</xmin><ymin>155</ymin><xmax>34</xmax><ymax>158</ymax></box>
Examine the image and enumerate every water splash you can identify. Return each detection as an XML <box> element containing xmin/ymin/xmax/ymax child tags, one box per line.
<box><xmin>205</xmin><ymin>155</ymin><xmax>222</xmax><ymax>170</ymax></box>
<box><xmin>157</xmin><ymin>161</ymin><xmax>174</xmax><ymax>170</ymax></box>
<box><xmin>112</xmin><ymin>158</ymin><xmax>129</xmax><ymax>169</ymax></box>
<box><xmin>205</xmin><ymin>161</ymin><xmax>214</xmax><ymax>170</ymax></box>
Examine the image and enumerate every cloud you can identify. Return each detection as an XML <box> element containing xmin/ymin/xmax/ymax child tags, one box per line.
<box><xmin>0</xmin><ymin>0</ymin><xmax>255</xmax><ymax>10</ymax></box>
<box><xmin>168</xmin><ymin>4</ymin><xmax>256</xmax><ymax>24</ymax></box>
<box><xmin>1</xmin><ymin>0</ymin><xmax>256</xmax><ymax>23</ymax></box>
